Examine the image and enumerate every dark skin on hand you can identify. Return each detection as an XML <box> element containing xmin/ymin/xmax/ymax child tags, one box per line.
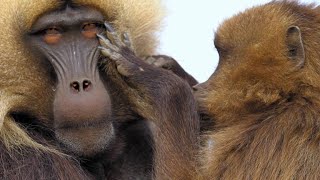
<box><xmin>98</xmin><ymin>22</ymin><xmax>200</xmax><ymax>180</ymax></box>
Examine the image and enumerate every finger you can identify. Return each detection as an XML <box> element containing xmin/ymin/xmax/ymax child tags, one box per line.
<box><xmin>99</xmin><ymin>46</ymin><xmax>113</xmax><ymax>57</ymax></box>
<box><xmin>103</xmin><ymin>22</ymin><xmax>122</xmax><ymax>47</ymax></box>
<box><xmin>122</xmin><ymin>33</ymin><xmax>133</xmax><ymax>49</ymax></box>
<box><xmin>97</xmin><ymin>34</ymin><xmax>119</xmax><ymax>52</ymax></box>
<box><xmin>104</xmin><ymin>21</ymin><xmax>116</xmax><ymax>32</ymax></box>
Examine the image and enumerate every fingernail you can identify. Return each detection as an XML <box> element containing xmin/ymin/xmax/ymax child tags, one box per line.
<box><xmin>104</xmin><ymin>22</ymin><xmax>114</xmax><ymax>32</ymax></box>
<box><xmin>97</xmin><ymin>34</ymin><xmax>103</xmax><ymax>38</ymax></box>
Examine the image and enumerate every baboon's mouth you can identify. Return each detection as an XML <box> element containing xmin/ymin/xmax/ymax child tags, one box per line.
<box><xmin>55</xmin><ymin>119</ymin><xmax>109</xmax><ymax>130</ymax></box>
<box><xmin>54</xmin><ymin>120</ymin><xmax>114</xmax><ymax>156</ymax></box>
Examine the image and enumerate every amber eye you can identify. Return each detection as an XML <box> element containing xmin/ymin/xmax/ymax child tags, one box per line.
<box><xmin>43</xmin><ymin>27</ymin><xmax>62</xmax><ymax>44</ymax></box>
<box><xmin>82</xmin><ymin>22</ymin><xmax>104</xmax><ymax>38</ymax></box>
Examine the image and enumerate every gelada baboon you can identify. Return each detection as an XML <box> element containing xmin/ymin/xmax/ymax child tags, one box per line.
<box><xmin>0</xmin><ymin>0</ymin><xmax>200</xmax><ymax>179</ymax></box>
<box><xmin>193</xmin><ymin>1</ymin><xmax>320</xmax><ymax>179</ymax></box>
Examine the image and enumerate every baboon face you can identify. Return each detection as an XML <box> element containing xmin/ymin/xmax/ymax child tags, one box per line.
<box><xmin>27</xmin><ymin>5</ymin><xmax>114</xmax><ymax>156</ymax></box>
<box><xmin>195</xmin><ymin>5</ymin><xmax>305</xmax><ymax>119</ymax></box>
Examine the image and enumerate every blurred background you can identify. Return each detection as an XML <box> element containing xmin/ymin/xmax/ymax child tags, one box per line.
<box><xmin>159</xmin><ymin>0</ymin><xmax>318</xmax><ymax>83</ymax></box>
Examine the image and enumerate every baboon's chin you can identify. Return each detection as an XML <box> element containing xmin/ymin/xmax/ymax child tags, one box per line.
<box><xmin>55</xmin><ymin>122</ymin><xmax>114</xmax><ymax>156</ymax></box>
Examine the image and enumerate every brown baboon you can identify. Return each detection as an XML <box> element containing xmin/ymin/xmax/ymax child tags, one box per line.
<box><xmin>0</xmin><ymin>0</ymin><xmax>200</xmax><ymax>179</ymax></box>
<box><xmin>194</xmin><ymin>1</ymin><xmax>320</xmax><ymax>179</ymax></box>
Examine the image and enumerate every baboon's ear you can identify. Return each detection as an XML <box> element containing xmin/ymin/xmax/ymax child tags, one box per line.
<box><xmin>286</xmin><ymin>26</ymin><xmax>305</xmax><ymax>67</ymax></box>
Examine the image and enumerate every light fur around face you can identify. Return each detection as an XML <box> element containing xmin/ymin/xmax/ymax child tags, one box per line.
<box><xmin>0</xmin><ymin>0</ymin><xmax>164</xmax><ymax>152</ymax></box>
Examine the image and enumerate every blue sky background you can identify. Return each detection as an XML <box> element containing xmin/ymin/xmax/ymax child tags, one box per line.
<box><xmin>159</xmin><ymin>0</ymin><xmax>318</xmax><ymax>83</ymax></box>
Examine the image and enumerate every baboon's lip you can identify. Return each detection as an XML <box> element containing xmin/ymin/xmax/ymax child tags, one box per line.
<box><xmin>55</xmin><ymin>119</ymin><xmax>109</xmax><ymax>130</ymax></box>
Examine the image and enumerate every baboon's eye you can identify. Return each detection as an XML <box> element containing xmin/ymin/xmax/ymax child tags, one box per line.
<box><xmin>82</xmin><ymin>22</ymin><xmax>105</xmax><ymax>38</ymax></box>
<box><xmin>43</xmin><ymin>27</ymin><xmax>62</xmax><ymax>44</ymax></box>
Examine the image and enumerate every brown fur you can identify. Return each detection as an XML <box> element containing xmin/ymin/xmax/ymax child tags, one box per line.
<box><xmin>195</xmin><ymin>1</ymin><xmax>320</xmax><ymax>179</ymax></box>
<box><xmin>99</xmin><ymin>43</ymin><xmax>200</xmax><ymax>179</ymax></box>
<box><xmin>0</xmin><ymin>0</ymin><xmax>164</xmax><ymax>179</ymax></box>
